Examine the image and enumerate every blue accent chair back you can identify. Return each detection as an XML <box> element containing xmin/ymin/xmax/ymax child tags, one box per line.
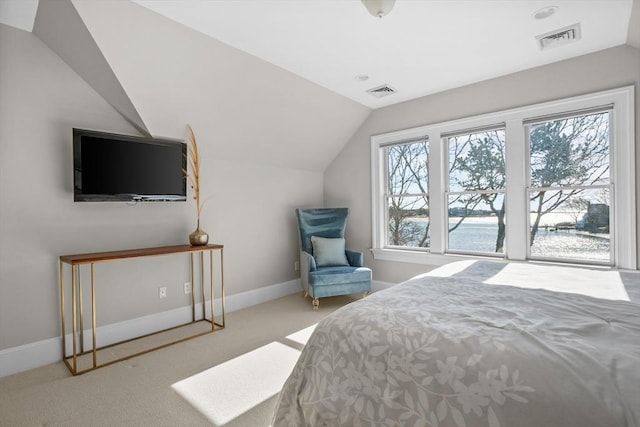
<box><xmin>296</xmin><ymin>208</ymin><xmax>372</xmax><ymax>310</ymax></box>
<box><xmin>297</xmin><ymin>208</ymin><xmax>348</xmax><ymax>253</ymax></box>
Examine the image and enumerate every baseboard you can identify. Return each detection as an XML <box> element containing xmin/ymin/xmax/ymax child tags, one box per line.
<box><xmin>0</xmin><ymin>279</ymin><xmax>302</xmax><ymax>378</ymax></box>
<box><xmin>0</xmin><ymin>337</ymin><xmax>63</xmax><ymax>379</ymax></box>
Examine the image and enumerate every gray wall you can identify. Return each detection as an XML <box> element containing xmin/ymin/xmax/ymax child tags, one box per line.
<box><xmin>0</xmin><ymin>23</ymin><xmax>323</xmax><ymax>350</ymax></box>
<box><xmin>325</xmin><ymin>45</ymin><xmax>640</xmax><ymax>284</ymax></box>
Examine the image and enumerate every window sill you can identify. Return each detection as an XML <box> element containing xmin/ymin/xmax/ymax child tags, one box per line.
<box><xmin>370</xmin><ymin>248</ymin><xmax>500</xmax><ymax>266</ymax></box>
<box><xmin>370</xmin><ymin>248</ymin><xmax>621</xmax><ymax>271</ymax></box>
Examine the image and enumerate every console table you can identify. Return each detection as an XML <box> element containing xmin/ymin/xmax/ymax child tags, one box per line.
<box><xmin>59</xmin><ymin>244</ymin><xmax>224</xmax><ymax>375</ymax></box>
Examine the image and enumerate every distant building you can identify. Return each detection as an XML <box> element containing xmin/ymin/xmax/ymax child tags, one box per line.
<box><xmin>578</xmin><ymin>203</ymin><xmax>609</xmax><ymax>233</ymax></box>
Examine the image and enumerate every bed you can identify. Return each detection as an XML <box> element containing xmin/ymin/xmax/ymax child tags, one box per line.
<box><xmin>272</xmin><ymin>260</ymin><xmax>640</xmax><ymax>427</ymax></box>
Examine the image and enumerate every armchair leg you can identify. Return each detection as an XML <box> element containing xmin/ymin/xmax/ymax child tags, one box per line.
<box><xmin>312</xmin><ymin>298</ymin><xmax>319</xmax><ymax>311</ymax></box>
<box><xmin>302</xmin><ymin>291</ymin><xmax>309</xmax><ymax>298</ymax></box>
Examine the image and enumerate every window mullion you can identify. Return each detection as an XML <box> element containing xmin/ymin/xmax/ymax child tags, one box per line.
<box><xmin>371</xmin><ymin>139</ymin><xmax>386</xmax><ymax>250</ymax></box>
<box><xmin>505</xmin><ymin>118</ymin><xmax>527</xmax><ymax>261</ymax></box>
<box><xmin>610</xmin><ymin>89</ymin><xmax>636</xmax><ymax>269</ymax></box>
<box><xmin>428</xmin><ymin>130</ymin><xmax>445</xmax><ymax>254</ymax></box>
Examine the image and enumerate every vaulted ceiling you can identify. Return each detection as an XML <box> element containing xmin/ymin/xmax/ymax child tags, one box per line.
<box><xmin>0</xmin><ymin>0</ymin><xmax>638</xmax><ymax>171</ymax></box>
<box><xmin>131</xmin><ymin>0</ymin><xmax>637</xmax><ymax>108</ymax></box>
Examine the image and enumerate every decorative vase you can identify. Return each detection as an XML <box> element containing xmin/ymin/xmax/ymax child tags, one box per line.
<box><xmin>189</xmin><ymin>220</ymin><xmax>209</xmax><ymax>246</ymax></box>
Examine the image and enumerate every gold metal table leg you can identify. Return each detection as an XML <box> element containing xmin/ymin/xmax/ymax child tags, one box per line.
<box><xmin>71</xmin><ymin>265</ymin><xmax>78</xmax><ymax>374</ymax></box>
<box><xmin>189</xmin><ymin>253</ymin><xmax>196</xmax><ymax>322</ymax></box>
<box><xmin>59</xmin><ymin>261</ymin><xmax>66</xmax><ymax>366</ymax></box>
<box><xmin>209</xmin><ymin>249</ymin><xmax>214</xmax><ymax>330</ymax></box>
<box><xmin>78</xmin><ymin>268</ymin><xmax>84</xmax><ymax>353</ymax></box>
<box><xmin>200</xmin><ymin>251</ymin><xmax>205</xmax><ymax>320</ymax></box>
<box><xmin>220</xmin><ymin>248</ymin><xmax>225</xmax><ymax>328</ymax></box>
<box><xmin>91</xmin><ymin>263</ymin><xmax>97</xmax><ymax>369</ymax></box>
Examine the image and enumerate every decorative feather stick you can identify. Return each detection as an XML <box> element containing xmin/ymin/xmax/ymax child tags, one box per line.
<box><xmin>185</xmin><ymin>125</ymin><xmax>204</xmax><ymax>220</ymax></box>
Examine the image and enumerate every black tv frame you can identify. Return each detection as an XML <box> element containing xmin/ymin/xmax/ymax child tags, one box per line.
<box><xmin>73</xmin><ymin>128</ymin><xmax>187</xmax><ymax>202</ymax></box>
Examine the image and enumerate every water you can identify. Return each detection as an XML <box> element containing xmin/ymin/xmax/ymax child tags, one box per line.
<box><xmin>449</xmin><ymin>219</ymin><xmax>502</xmax><ymax>253</ymax></box>
<box><xmin>528</xmin><ymin>228</ymin><xmax>610</xmax><ymax>261</ymax></box>
<box><xmin>400</xmin><ymin>217</ymin><xmax>610</xmax><ymax>262</ymax></box>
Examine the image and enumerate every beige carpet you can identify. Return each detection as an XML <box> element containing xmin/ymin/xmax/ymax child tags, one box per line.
<box><xmin>0</xmin><ymin>293</ymin><xmax>358</xmax><ymax>427</ymax></box>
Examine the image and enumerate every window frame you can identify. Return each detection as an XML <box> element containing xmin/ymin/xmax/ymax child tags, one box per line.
<box><xmin>525</xmin><ymin>108</ymin><xmax>614</xmax><ymax>265</ymax></box>
<box><xmin>445</xmin><ymin>126</ymin><xmax>507</xmax><ymax>256</ymax></box>
<box><xmin>383</xmin><ymin>138</ymin><xmax>431</xmax><ymax>250</ymax></box>
<box><xmin>370</xmin><ymin>86</ymin><xmax>636</xmax><ymax>269</ymax></box>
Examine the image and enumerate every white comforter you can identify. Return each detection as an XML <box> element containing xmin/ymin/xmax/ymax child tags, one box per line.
<box><xmin>273</xmin><ymin>261</ymin><xmax>640</xmax><ymax>427</ymax></box>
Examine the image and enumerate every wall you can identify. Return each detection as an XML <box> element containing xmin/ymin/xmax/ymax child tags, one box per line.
<box><xmin>325</xmin><ymin>45</ymin><xmax>640</xmax><ymax>284</ymax></box>
<box><xmin>628</xmin><ymin>0</ymin><xmax>640</xmax><ymax>49</ymax></box>
<box><xmin>35</xmin><ymin>0</ymin><xmax>370</xmax><ymax>173</ymax></box>
<box><xmin>0</xmin><ymin>23</ymin><xmax>323</xmax><ymax>373</ymax></box>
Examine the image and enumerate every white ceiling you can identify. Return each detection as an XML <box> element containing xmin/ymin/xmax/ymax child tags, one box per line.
<box><xmin>0</xmin><ymin>0</ymin><xmax>634</xmax><ymax>109</ymax></box>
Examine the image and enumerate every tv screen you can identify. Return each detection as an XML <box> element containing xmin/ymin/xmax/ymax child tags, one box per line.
<box><xmin>73</xmin><ymin>128</ymin><xmax>187</xmax><ymax>202</ymax></box>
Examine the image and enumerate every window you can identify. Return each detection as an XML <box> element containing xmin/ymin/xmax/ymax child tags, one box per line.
<box><xmin>447</xmin><ymin>127</ymin><xmax>506</xmax><ymax>255</ymax></box>
<box><xmin>527</xmin><ymin>110</ymin><xmax>612</xmax><ymax>263</ymax></box>
<box><xmin>385</xmin><ymin>139</ymin><xmax>430</xmax><ymax>249</ymax></box>
<box><xmin>371</xmin><ymin>86</ymin><xmax>636</xmax><ymax>269</ymax></box>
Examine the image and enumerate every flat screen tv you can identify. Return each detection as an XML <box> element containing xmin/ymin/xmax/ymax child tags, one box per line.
<box><xmin>73</xmin><ymin>128</ymin><xmax>187</xmax><ymax>202</ymax></box>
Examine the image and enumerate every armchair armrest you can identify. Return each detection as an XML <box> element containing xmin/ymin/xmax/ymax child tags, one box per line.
<box><xmin>299</xmin><ymin>250</ymin><xmax>316</xmax><ymax>296</ymax></box>
<box><xmin>300</xmin><ymin>250</ymin><xmax>317</xmax><ymax>272</ymax></box>
<box><xmin>345</xmin><ymin>249</ymin><xmax>364</xmax><ymax>267</ymax></box>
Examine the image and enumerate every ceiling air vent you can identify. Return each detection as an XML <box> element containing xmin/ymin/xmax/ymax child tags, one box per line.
<box><xmin>367</xmin><ymin>84</ymin><xmax>397</xmax><ymax>98</ymax></box>
<box><xmin>536</xmin><ymin>23</ymin><xmax>581</xmax><ymax>50</ymax></box>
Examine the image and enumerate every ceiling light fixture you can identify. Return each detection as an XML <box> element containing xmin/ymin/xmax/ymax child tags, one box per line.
<box><xmin>533</xmin><ymin>6</ymin><xmax>558</xmax><ymax>20</ymax></box>
<box><xmin>361</xmin><ymin>0</ymin><xmax>396</xmax><ymax>19</ymax></box>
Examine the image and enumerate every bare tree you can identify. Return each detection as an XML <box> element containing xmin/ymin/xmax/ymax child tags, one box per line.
<box><xmin>449</xmin><ymin>130</ymin><xmax>506</xmax><ymax>252</ymax></box>
<box><xmin>528</xmin><ymin>113</ymin><xmax>609</xmax><ymax>243</ymax></box>
<box><xmin>387</xmin><ymin>141</ymin><xmax>429</xmax><ymax>247</ymax></box>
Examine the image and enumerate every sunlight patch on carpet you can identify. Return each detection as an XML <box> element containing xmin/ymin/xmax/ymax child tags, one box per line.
<box><xmin>285</xmin><ymin>323</ymin><xmax>317</xmax><ymax>346</ymax></box>
<box><xmin>171</xmin><ymin>342</ymin><xmax>301</xmax><ymax>426</ymax></box>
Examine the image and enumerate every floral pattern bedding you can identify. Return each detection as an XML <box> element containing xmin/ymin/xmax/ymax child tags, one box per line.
<box><xmin>272</xmin><ymin>261</ymin><xmax>640</xmax><ymax>427</ymax></box>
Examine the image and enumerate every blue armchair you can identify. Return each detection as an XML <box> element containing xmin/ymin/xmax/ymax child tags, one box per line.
<box><xmin>296</xmin><ymin>208</ymin><xmax>372</xmax><ymax>310</ymax></box>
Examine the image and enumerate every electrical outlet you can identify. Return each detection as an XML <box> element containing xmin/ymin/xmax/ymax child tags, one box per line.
<box><xmin>159</xmin><ymin>287</ymin><xmax>167</xmax><ymax>299</ymax></box>
<box><xmin>294</xmin><ymin>261</ymin><xmax>300</xmax><ymax>271</ymax></box>
<box><xmin>183</xmin><ymin>282</ymin><xmax>192</xmax><ymax>294</ymax></box>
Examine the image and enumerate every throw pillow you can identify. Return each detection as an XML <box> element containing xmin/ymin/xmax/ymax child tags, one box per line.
<box><xmin>311</xmin><ymin>236</ymin><xmax>349</xmax><ymax>267</ymax></box>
